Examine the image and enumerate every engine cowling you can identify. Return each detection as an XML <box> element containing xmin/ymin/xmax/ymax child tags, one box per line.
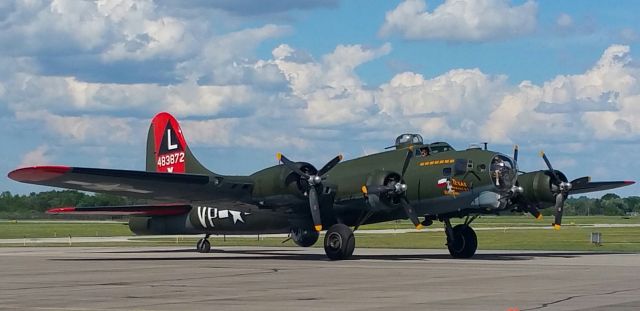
<box><xmin>250</xmin><ymin>162</ymin><xmax>318</xmax><ymax>203</ymax></box>
<box><xmin>365</xmin><ymin>170</ymin><xmax>401</xmax><ymax>190</ymax></box>
<box><xmin>517</xmin><ymin>170</ymin><xmax>568</xmax><ymax>205</ymax></box>
<box><xmin>363</xmin><ymin>170</ymin><xmax>403</xmax><ymax>210</ymax></box>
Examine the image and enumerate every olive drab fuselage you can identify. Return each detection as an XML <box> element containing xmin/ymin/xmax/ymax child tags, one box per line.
<box><xmin>134</xmin><ymin>141</ymin><xmax>529</xmax><ymax>235</ymax></box>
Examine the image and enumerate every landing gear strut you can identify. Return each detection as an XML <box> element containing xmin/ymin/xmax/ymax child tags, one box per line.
<box><xmin>196</xmin><ymin>234</ymin><xmax>211</xmax><ymax>253</ymax></box>
<box><xmin>444</xmin><ymin>217</ymin><xmax>477</xmax><ymax>258</ymax></box>
<box><xmin>324</xmin><ymin>224</ymin><xmax>355</xmax><ymax>260</ymax></box>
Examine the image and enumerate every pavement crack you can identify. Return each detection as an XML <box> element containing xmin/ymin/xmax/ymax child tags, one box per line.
<box><xmin>522</xmin><ymin>287</ymin><xmax>640</xmax><ymax>310</ymax></box>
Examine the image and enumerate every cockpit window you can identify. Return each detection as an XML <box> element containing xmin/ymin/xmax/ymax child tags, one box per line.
<box><xmin>416</xmin><ymin>147</ymin><xmax>430</xmax><ymax>157</ymax></box>
<box><xmin>428</xmin><ymin>142</ymin><xmax>455</xmax><ymax>154</ymax></box>
<box><xmin>490</xmin><ymin>155</ymin><xmax>516</xmax><ymax>189</ymax></box>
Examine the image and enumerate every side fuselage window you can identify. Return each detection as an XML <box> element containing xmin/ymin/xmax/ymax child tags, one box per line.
<box><xmin>417</xmin><ymin>147</ymin><xmax>430</xmax><ymax>157</ymax></box>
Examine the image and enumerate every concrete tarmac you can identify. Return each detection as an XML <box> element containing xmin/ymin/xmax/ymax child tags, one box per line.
<box><xmin>1</xmin><ymin>247</ymin><xmax>639</xmax><ymax>311</ymax></box>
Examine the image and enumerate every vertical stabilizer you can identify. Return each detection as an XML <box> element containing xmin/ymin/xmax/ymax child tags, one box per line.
<box><xmin>146</xmin><ymin>112</ymin><xmax>214</xmax><ymax>175</ymax></box>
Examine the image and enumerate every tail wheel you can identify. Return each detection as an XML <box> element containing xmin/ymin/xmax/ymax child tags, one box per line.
<box><xmin>196</xmin><ymin>238</ymin><xmax>211</xmax><ymax>253</ymax></box>
<box><xmin>447</xmin><ymin>225</ymin><xmax>477</xmax><ymax>258</ymax></box>
<box><xmin>324</xmin><ymin>224</ymin><xmax>355</xmax><ymax>260</ymax></box>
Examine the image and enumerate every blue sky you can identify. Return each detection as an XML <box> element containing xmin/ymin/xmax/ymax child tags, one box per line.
<box><xmin>1</xmin><ymin>0</ymin><xmax>639</xmax><ymax>197</ymax></box>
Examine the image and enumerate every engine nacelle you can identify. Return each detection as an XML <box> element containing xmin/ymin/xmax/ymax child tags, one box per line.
<box><xmin>251</xmin><ymin>162</ymin><xmax>318</xmax><ymax>204</ymax></box>
<box><xmin>363</xmin><ymin>170</ymin><xmax>403</xmax><ymax>211</ymax></box>
<box><xmin>517</xmin><ymin>170</ymin><xmax>567</xmax><ymax>205</ymax></box>
<box><xmin>365</xmin><ymin>170</ymin><xmax>401</xmax><ymax>190</ymax></box>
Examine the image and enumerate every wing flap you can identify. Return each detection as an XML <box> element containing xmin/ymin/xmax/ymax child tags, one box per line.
<box><xmin>8</xmin><ymin>166</ymin><xmax>253</xmax><ymax>202</ymax></box>
<box><xmin>47</xmin><ymin>204</ymin><xmax>191</xmax><ymax>216</ymax></box>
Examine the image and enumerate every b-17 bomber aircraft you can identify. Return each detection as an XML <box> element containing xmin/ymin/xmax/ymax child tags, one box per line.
<box><xmin>8</xmin><ymin>112</ymin><xmax>635</xmax><ymax>260</ymax></box>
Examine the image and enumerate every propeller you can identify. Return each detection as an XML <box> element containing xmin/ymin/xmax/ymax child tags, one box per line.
<box><xmin>513</xmin><ymin>148</ymin><xmax>633</xmax><ymax>225</ymax></box>
<box><xmin>539</xmin><ymin>151</ymin><xmax>583</xmax><ymax>230</ymax></box>
<box><xmin>362</xmin><ymin>148</ymin><xmax>423</xmax><ymax>230</ymax></box>
<box><xmin>277</xmin><ymin>153</ymin><xmax>343</xmax><ymax>232</ymax></box>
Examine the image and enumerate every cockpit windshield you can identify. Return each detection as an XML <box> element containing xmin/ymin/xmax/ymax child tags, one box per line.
<box><xmin>490</xmin><ymin>155</ymin><xmax>516</xmax><ymax>190</ymax></box>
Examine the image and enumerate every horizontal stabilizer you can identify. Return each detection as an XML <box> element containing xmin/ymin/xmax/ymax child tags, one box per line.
<box><xmin>47</xmin><ymin>204</ymin><xmax>191</xmax><ymax>216</ymax></box>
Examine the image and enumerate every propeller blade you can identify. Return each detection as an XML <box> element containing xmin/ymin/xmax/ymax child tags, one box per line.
<box><xmin>526</xmin><ymin>204</ymin><xmax>542</xmax><ymax>220</ymax></box>
<box><xmin>400</xmin><ymin>148</ymin><xmax>413</xmax><ymax>178</ymax></box>
<box><xmin>308</xmin><ymin>186</ymin><xmax>322</xmax><ymax>232</ymax></box>
<box><xmin>318</xmin><ymin>155</ymin><xmax>343</xmax><ymax>177</ymax></box>
<box><xmin>513</xmin><ymin>145</ymin><xmax>519</xmax><ymax>164</ymax></box>
<box><xmin>400</xmin><ymin>197</ymin><xmax>422</xmax><ymax>230</ymax></box>
<box><xmin>540</xmin><ymin>151</ymin><xmax>561</xmax><ymax>182</ymax></box>
<box><xmin>552</xmin><ymin>193</ymin><xmax>566</xmax><ymax>230</ymax></box>
<box><xmin>277</xmin><ymin>153</ymin><xmax>309</xmax><ymax>178</ymax></box>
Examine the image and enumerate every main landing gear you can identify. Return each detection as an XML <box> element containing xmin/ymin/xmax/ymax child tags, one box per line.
<box><xmin>324</xmin><ymin>224</ymin><xmax>355</xmax><ymax>260</ymax></box>
<box><xmin>196</xmin><ymin>234</ymin><xmax>211</xmax><ymax>253</ymax></box>
<box><xmin>444</xmin><ymin>216</ymin><xmax>478</xmax><ymax>258</ymax></box>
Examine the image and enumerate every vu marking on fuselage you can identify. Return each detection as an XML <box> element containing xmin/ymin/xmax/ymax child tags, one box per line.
<box><xmin>196</xmin><ymin>206</ymin><xmax>249</xmax><ymax>228</ymax></box>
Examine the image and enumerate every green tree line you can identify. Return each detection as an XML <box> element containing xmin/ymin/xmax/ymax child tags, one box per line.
<box><xmin>0</xmin><ymin>190</ymin><xmax>147</xmax><ymax>219</ymax></box>
<box><xmin>542</xmin><ymin>193</ymin><xmax>640</xmax><ymax>217</ymax></box>
<box><xmin>1</xmin><ymin>190</ymin><xmax>639</xmax><ymax>219</ymax></box>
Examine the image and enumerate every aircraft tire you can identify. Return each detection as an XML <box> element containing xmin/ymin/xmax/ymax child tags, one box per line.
<box><xmin>324</xmin><ymin>224</ymin><xmax>355</xmax><ymax>260</ymax></box>
<box><xmin>197</xmin><ymin>238</ymin><xmax>211</xmax><ymax>253</ymax></box>
<box><xmin>447</xmin><ymin>225</ymin><xmax>477</xmax><ymax>258</ymax></box>
<box><xmin>291</xmin><ymin>228</ymin><xmax>320</xmax><ymax>247</ymax></box>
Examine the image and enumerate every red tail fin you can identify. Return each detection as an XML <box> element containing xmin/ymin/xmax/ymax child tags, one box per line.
<box><xmin>146</xmin><ymin>112</ymin><xmax>215</xmax><ymax>175</ymax></box>
<box><xmin>149</xmin><ymin>112</ymin><xmax>187</xmax><ymax>173</ymax></box>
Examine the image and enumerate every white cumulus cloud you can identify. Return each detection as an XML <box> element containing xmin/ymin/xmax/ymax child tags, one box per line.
<box><xmin>19</xmin><ymin>145</ymin><xmax>52</xmax><ymax>167</ymax></box>
<box><xmin>15</xmin><ymin>110</ymin><xmax>138</xmax><ymax>144</ymax></box>
<box><xmin>482</xmin><ymin>44</ymin><xmax>640</xmax><ymax>143</ymax></box>
<box><xmin>378</xmin><ymin>69</ymin><xmax>510</xmax><ymax>139</ymax></box>
<box><xmin>379</xmin><ymin>0</ymin><xmax>538</xmax><ymax>42</ymax></box>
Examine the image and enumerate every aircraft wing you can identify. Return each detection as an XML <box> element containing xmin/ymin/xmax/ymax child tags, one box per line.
<box><xmin>569</xmin><ymin>180</ymin><xmax>635</xmax><ymax>195</ymax></box>
<box><xmin>8</xmin><ymin>166</ymin><xmax>253</xmax><ymax>202</ymax></box>
<box><xmin>47</xmin><ymin>203</ymin><xmax>191</xmax><ymax>216</ymax></box>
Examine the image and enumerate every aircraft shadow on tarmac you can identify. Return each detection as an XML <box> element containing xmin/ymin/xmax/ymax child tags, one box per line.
<box><xmin>50</xmin><ymin>248</ymin><xmax>626</xmax><ymax>262</ymax></box>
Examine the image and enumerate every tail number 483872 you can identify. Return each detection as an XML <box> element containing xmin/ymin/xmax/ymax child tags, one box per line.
<box><xmin>157</xmin><ymin>152</ymin><xmax>185</xmax><ymax>167</ymax></box>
